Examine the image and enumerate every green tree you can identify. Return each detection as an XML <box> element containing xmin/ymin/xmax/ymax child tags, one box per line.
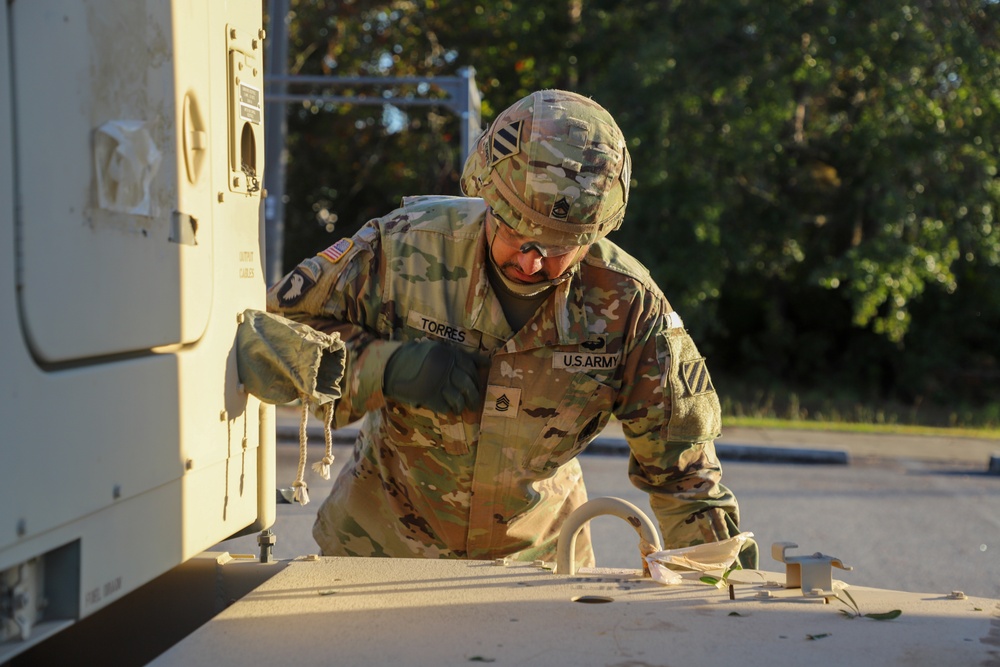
<box><xmin>270</xmin><ymin>0</ymin><xmax>1000</xmax><ymax>414</ymax></box>
<box><xmin>587</xmin><ymin>0</ymin><xmax>1000</xmax><ymax>405</ymax></box>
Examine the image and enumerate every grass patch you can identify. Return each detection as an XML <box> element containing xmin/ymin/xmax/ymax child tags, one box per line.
<box><xmin>717</xmin><ymin>377</ymin><xmax>1000</xmax><ymax>437</ymax></box>
<box><xmin>723</xmin><ymin>415</ymin><xmax>1000</xmax><ymax>440</ymax></box>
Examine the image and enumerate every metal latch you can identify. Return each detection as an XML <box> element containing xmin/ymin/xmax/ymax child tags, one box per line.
<box><xmin>772</xmin><ymin>541</ymin><xmax>852</xmax><ymax>597</ymax></box>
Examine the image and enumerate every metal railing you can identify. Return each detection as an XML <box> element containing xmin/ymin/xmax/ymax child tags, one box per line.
<box><xmin>262</xmin><ymin>1</ymin><xmax>482</xmax><ymax>285</ymax></box>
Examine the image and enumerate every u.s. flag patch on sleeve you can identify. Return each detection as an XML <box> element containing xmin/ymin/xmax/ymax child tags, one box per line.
<box><xmin>317</xmin><ymin>238</ymin><xmax>353</xmax><ymax>264</ymax></box>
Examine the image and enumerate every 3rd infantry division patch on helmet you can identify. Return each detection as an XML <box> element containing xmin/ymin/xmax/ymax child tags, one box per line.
<box><xmin>490</xmin><ymin>119</ymin><xmax>522</xmax><ymax>165</ymax></box>
<box><xmin>461</xmin><ymin>89</ymin><xmax>632</xmax><ymax>249</ymax></box>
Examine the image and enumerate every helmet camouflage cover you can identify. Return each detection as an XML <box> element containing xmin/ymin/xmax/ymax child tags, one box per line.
<box><xmin>461</xmin><ymin>89</ymin><xmax>631</xmax><ymax>247</ymax></box>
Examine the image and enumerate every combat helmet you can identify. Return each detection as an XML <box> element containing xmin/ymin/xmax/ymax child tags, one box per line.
<box><xmin>461</xmin><ymin>89</ymin><xmax>631</xmax><ymax>247</ymax></box>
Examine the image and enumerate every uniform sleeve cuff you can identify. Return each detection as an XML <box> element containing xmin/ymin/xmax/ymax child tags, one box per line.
<box><xmin>354</xmin><ymin>340</ymin><xmax>405</xmax><ymax>410</ymax></box>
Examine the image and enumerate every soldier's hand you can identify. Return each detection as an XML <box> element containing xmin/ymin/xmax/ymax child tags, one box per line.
<box><xmin>383</xmin><ymin>340</ymin><xmax>486</xmax><ymax>414</ymax></box>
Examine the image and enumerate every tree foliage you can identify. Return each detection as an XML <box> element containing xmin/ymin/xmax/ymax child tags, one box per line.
<box><xmin>269</xmin><ymin>0</ymin><xmax>1000</xmax><ymax>418</ymax></box>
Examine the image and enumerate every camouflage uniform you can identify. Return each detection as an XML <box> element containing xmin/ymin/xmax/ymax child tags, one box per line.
<box><xmin>267</xmin><ymin>89</ymin><xmax>749</xmax><ymax>567</ymax></box>
<box><xmin>267</xmin><ymin>194</ymin><xmax>744</xmax><ymax>565</ymax></box>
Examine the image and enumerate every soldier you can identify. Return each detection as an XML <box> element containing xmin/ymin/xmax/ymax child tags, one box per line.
<box><xmin>267</xmin><ymin>89</ymin><xmax>757</xmax><ymax>568</ymax></box>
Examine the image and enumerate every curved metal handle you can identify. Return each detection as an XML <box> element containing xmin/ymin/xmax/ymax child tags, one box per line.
<box><xmin>182</xmin><ymin>92</ymin><xmax>207</xmax><ymax>184</ymax></box>
<box><xmin>555</xmin><ymin>497</ymin><xmax>662</xmax><ymax>575</ymax></box>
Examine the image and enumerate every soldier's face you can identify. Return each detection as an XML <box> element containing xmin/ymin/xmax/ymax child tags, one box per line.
<box><xmin>487</xmin><ymin>211</ymin><xmax>587</xmax><ymax>284</ymax></box>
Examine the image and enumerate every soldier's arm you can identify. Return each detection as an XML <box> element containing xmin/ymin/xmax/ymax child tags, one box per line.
<box><xmin>266</xmin><ymin>221</ymin><xmax>401</xmax><ymax>426</ymax></box>
<box><xmin>615</xmin><ymin>299</ymin><xmax>755</xmax><ymax>565</ymax></box>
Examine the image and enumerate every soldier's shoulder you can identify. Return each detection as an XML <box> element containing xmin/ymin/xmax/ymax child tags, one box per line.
<box><xmin>379</xmin><ymin>196</ymin><xmax>487</xmax><ymax>237</ymax></box>
<box><xmin>584</xmin><ymin>239</ymin><xmax>658</xmax><ymax>287</ymax></box>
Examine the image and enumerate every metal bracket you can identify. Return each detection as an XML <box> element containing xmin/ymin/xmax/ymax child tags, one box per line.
<box><xmin>772</xmin><ymin>541</ymin><xmax>852</xmax><ymax>596</ymax></box>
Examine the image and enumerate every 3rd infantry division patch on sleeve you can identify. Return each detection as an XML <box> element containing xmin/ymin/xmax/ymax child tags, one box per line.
<box><xmin>682</xmin><ymin>358</ymin><xmax>715</xmax><ymax>396</ymax></box>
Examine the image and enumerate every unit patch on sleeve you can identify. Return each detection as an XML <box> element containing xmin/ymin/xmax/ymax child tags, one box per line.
<box><xmin>681</xmin><ymin>357</ymin><xmax>715</xmax><ymax>396</ymax></box>
<box><xmin>406</xmin><ymin>310</ymin><xmax>482</xmax><ymax>349</ymax></box>
<box><xmin>275</xmin><ymin>266</ymin><xmax>316</xmax><ymax>306</ymax></box>
<box><xmin>317</xmin><ymin>238</ymin><xmax>353</xmax><ymax>264</ymax></box>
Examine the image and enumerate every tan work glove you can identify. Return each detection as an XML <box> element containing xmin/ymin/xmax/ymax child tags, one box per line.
<box><xmin>236</xmin><ymin>309</ymin><xmax>345</xmax><ymax>407</ymax></box>
<box><xmin>236</xmin><ymin>309</ymin><xmax>347</xmax><ymax>505</ymax></box>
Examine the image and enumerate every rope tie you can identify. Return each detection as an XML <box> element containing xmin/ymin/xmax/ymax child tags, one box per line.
<box><xmin>639</xmin><ymin>537</ymin><xmax>659</xmax><ymax>578</ymax></box>
<box><xmin>292</xmin><ymin>396</ymin><xmax>311</xmax><ymax>505</ymax></box>
<box><xmin>311</xmin><ymin>402</ymin><xmax>336</xmax><ymax>480</ymax></box>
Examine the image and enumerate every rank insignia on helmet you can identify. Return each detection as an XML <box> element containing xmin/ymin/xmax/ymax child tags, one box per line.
<box><xmin>682</xmin><ymin>358</ymin><xmax>715</xmax><ymax>396</ymax></box>
<box><xmin>550</xmin><ymin>196</ymin><xmax>571</xmax><ymax>220</ymax></box>
<box><xmin>276</xmin><ymin>267</ymin><xmax>316</xmax><ymax>306</ymax></box>
<box><xmin>318</xmin><ymin>238</ymin><xmax>353</xmax><ymax>264</ymax></box>
<box><xmin>490</xmin><ymin>120</ymin><xmax>522</xmax><ymax>166</ymax></box>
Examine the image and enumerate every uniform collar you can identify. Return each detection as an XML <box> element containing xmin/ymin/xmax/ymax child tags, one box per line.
<box><xmin>467</xmin><ymin>214</ymin><xmax>512</xmax><ymax>342</ymax></box>
<box><xmin>467</xmin><ymin>221</ymin><xmax>591</xmax><ymax>351</ymax></box>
